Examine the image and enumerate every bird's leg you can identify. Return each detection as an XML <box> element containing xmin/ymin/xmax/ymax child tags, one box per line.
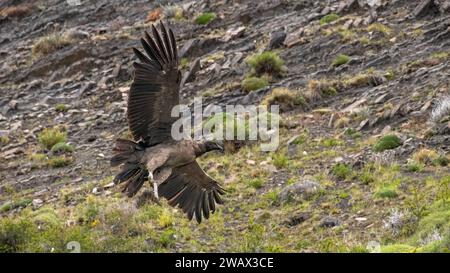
<box><xmin>148</xmin><ymin>172</ymin><xmax>159</xmax><ymax>199</ymax></box>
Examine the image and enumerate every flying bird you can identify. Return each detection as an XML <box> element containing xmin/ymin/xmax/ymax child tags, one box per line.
<box><xmin>110</xmin><ymin>22</ymin><xmax>225</xmax><ymax>223</ymax></box>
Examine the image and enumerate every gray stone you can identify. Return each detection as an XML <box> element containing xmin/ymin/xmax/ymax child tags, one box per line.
<box><xmin>268</xmin><ymin>30</ymin><xmax>286</xmax><ymax>50</ymax></box>
<box><xmin>279</xmin><ymin>179</ymin><xmax>322</xmax><ymax>203</ymax></box>
<box><xmin>319</xmin><ymin>216</ymin><xmax>339</xmax><ymax>228</ymax></box>
<box><xmin>181</xmin><ymin>57</ymin><xmax>201</xmax><ymax>85</ymax></box>
<box><xmin>414</xmin><ymin>0</ymin><xmax>439</xmax><ymax>18</ymax></box>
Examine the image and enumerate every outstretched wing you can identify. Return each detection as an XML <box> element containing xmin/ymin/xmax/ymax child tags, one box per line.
<box><xmin>128</xmin><ymin>22</ymin><xmax>181</xmax><ymax>146</ymax></box>
<box><xmin>158</xmin><ymin>161</ymin><xmax>225</xmax><ymax>223</ymax></box>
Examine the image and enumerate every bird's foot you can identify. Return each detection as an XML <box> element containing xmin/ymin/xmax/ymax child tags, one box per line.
<box><xmin>148</xmin><ymin>172</ymin><xmax>159</xmax><ymax>200</ymax></box>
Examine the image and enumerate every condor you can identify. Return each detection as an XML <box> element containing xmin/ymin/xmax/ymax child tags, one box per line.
<box><xmin>111</xmin><ymin>22</ymin><xmax>225</xmax><ymax>223</ymax></box>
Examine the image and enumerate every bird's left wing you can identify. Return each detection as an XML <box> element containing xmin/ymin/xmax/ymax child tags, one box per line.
<box><xmin>128</xmin><ymin>22</ymin><xmax>181</xmax><ymax>146</ymax></box>
<box><xmin>158</xmin><ymin>161</ymin><xmax>225</xmax><ymax>223</ymax></box>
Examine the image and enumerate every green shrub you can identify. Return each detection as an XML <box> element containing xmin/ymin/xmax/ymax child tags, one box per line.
<box><xmin>241</xmin><ymin>76</ymin><xmax>268</xmax><ymax>92</ymax></box>
<box><xmin>0</xmin><ymin>218</ymin><xmax>35</xmax><ymax>252</ymax></box>
<box><xmin>55</xmin><ymin>104</ymin><xmax>68</xmax><ymax>112</ymax></box>
<box><xmin>51</xmin><ymin>142</ymin><xmax>74</xmax><ymax>154</ymax></box>
<box><xmin>195</xmin><ymin>12</ymin><xmax>216</xmax><ymax>25</ymax></box>
<box><xmin>332</xmin><ymin>54</ymin><xmax>350</xmax><ymax>67</ymax></box>
<box><xmin>319</xmin><ymin>13</ymin><xmax>339</xmax><ymax>25</ymax></box>
<box><xmin>373</xmin><ymin>135</ymin><xmax>401</xmax><ymax>152</ymax></box>
<box><xmin>246</xmin><ymin>51</ymin><xmax>284</xmax><ymax>76</ymax></box>
<box><xmin>38</xmin><ymin>127</ymin><xmax>67</xmax><ymax>150</ymax></box>
<box><xmin>332</xmin><ymin>163</ymin><xmax>352</xmax><ymax>180</ymax></box>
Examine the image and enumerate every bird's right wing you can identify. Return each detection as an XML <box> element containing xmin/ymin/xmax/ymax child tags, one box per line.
<box><xmin>127</xmin><ymin>22</ymin><xmax>181</xmax><ymax>146</ymax></box>
<box><xmin>158</xmin><ymin>161</ymin><xmax>225</xmax><ymax>223</ymax></box>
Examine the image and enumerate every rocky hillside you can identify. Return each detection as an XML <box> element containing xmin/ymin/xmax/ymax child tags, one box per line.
<box><xmin>0</xmin><ymin>0</ymin><xmax>449</xmax><ymax>252</ymax></box>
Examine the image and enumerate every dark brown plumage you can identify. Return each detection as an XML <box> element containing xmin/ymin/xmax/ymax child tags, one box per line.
<box><xmin>111</xmin><ymin>22</ymin><xmax>225</xmax><ymax>223</ymax></box>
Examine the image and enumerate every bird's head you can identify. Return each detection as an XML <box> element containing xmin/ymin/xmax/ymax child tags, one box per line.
<box><xmin>204</xmin><ymin>140</ymin><xmax>224</xmax><ymax>153</ymax></box>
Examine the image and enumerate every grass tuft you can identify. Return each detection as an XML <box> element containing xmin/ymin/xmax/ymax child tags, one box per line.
<box><xmin>241</xmin><ymin>76</ymin><xmax>268</xmax><ymax>92</ymax></box>
<box><xmin>332</xmin><ymin>54</ymin><xmax>350</xmax><ymax>67</ymax></box>
<box><xmin>262</xmin><ymin>88</ymin><xmax>307</xmax><ymax>112</ymax></box>
<box><xmin>32</xmin><ymin>33</ymin><xmax>75</xmax><ymax>59</ymax></box>
<box><xmin>246</xmin><ymin>51</ymin><xmax>284</xmax><ymax>77</ymax></box>
<box><xmin>38</xmin><ymin>127</ymin><xmax>67</xmax><ymax>150</ymax></box>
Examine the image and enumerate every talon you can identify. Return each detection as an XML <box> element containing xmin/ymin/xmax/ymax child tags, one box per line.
<box><xmin>153</xmin><ymin>182</ymin><xmax>159</xmax><ymax>199</ymax></box>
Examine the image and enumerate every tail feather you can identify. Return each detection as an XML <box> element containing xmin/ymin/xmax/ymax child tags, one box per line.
<box><xmin>122</xmin><ymin>169</ymin><xmax>148</xmax><ymax>197</ymax></box>
<box><xmin>111</xmin><ymin>138</ymin><xmax>148</xmax><ymax>197</ymax></box>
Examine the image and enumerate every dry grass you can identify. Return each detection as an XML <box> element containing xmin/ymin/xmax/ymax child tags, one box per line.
<box><xmin>31</xmin><ymin>33</ymin><xmax>75</xmax><ymax>59</ymax></box>
<box><xmin>0</xmin><ymin>4</ymin><xmax>33</xmax><ymax>18</ymax></box>
<box><xmin>145</xmin><ymin>7</ymin><xmax>162</xmax><ymax>23</ymax></box>
<box><xmin>306</xmin><ymin>79</ymin><xmax>341</xmax><ymax>101</ymax></box>
<box><xmin>262</xmin><ymin>88</ymin><xmax>306</xmax><ymax>112</ymax></box>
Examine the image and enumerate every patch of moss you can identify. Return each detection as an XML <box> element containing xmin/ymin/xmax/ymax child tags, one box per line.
<box><xmin>373</xmin><ymin>135</ymin><xmax>401</xmax><ymax>152</ymax></box>
<box><xmin>50</xmin><ymin>142</ymin><xmax>74</xmax><ymax>154</ymax></box>
<box><xmin>381</xmin><ymin>244</ymin><xmax>417</xmax><ymax>253</ymax></box>
<box><xmin>195</xmin><ymin>12</ymin><xmax>216</xmax><ymax>25</ymax></box>
<box><xmin>55</xmin><ymin>104</ymin><xmax>68</xmax><ymax>112</ymax></box>
<box><xmin>319</xmin><ymin>13</ymin><xmax>339</xmax><ymax>25</ymax></box>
